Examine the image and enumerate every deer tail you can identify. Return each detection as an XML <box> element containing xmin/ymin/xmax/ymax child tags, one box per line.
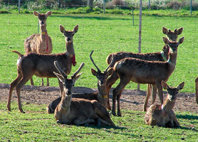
<box><xmin>12</xmin><ymin>50</ymin><xmax>23</xmax><ymax>57</ymax></box>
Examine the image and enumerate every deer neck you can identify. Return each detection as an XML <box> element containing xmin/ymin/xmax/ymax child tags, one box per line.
<box><xmin>160</xmin><ymin>51</ymin><xmax>168</xmax><ymax>61</ymax></box>
<box><xmin>161</xmin><ymin>96</ymin><xmax>176</xmax><ymax>112</ymax></box>
<box><xmin>167</xmin><ymin>50</ymin><xmax>177</xmax><ymax>69</ymax></box>
<box><xmin>66</xmin><ymin>42</ymin><xmax>75</xmax><ymax>57</ymax></box>
<box><xmin>40</xmin><ymin>26</ymin><xmax>48</xmax><ymax>40</ymax></box>
<box><xmin>60</xmin><ymin>90</ymin><xmax>72</xmax><ymax>112</ymax></box>
<box><xmin>97</xmin><ymin>83</ymin><xmax>108</xmax><ymax>103</ymax></box>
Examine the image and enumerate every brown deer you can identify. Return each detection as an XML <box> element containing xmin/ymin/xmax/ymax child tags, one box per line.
<box><xmin>106</xmin><ymin>45</ymin><xmax>170</xmax><ymax>112</ymax></box>
<box><xmin>145</xmin><ymin>81</ymin><xmax>184</xmax><ymax>128</ymax></box>
<box><xmin>24</xmin><ymin>11</ymin><xmax>53</xmax><ymax>86</ymax></box>
<box><xmin>195</xmin><ymin>77</ymin><xmax>198</xmax><ymax>104</ymax></box>
<box><xmin>109</xmin><ymin>37</ymin><xmax>184</xmax><ymax>116</ymax></box>
<box><xmin>162</xmin><ymin>27</ymin><xmax>183</xmax><ymax>41</ymax></box>
<box><xmin>7</xmin><ymin>25</ymin><xmax>78</xmax><ymax>113</ymax></box>
<box><xmin>53</xmin><ymin>61</ymin><xmax>115</xmax><ymax>126</ymax></box>
<box><xmin>47</xmin><ymin>50</ymin><xmax>113</xmax><ymax>113</ymax></box>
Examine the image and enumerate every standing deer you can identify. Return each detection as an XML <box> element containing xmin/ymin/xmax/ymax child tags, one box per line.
<box><xmin>47</xmin><ymin>50</ymin><xmax>113</xmax><ymax>113</ymax></box>
<box><xmin>145</xmin><ymin>81</ymin><xmax>184</xmax><ymax>128</ymax></box>
<box><xmin>109</xmin><ymin>37</ymin><xmax>184</xmax><ymax>116</ymax></box>
<box><xmin>24</xmin><ymin>11</ymin><xmax>53</xmax><ymax>86</ymax></box>
<box><xmin>162</xmin><ymin>27</ymin><xmax>183</xmax><ymax>41</ymax></box>
<box><xmin>195</xmin><ymin>77</ymin><xmax>198</xmax><ymax>104</ymax></box>
<box><xmin>53</xmin><ymin>61</ymin><xmax>115</xmax><ymax>126</ymax></box>
<box><xmin>7</xmin><ymin>25</ymin><xmax>78</xmax><ymax>113</ymax></box>
<box><xmin>106</xmin><ymin>27</ymin><xmax>183</xmax><ymax>111</ymax></box>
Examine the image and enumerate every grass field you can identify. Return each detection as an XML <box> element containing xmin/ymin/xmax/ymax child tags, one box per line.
<box><xmin>0</xmin><ymin>103</ymin><xmax>198</xmax><ymax>141</ymax></box>
<box><xmin>0</xmin><ymin>12</ymin><xmax>197</xmax><ymax>93</ymax></box>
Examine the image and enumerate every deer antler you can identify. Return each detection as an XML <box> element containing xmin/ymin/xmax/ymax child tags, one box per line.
<box><xmin>90</xmin><ymin>50</ymin><xmax>101</xmax><ymax>73</ymax></box>
<box><xmin>72</xmin><ymin>63</ymin><xmax>85</xmax><ymax>79</ymax></box>
<box><xmin>54</xmin><ymin>61</ymin><xmax>67</xmax><ymax>79</ymax></box>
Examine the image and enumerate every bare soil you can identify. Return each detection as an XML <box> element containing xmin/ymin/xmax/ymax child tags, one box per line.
<box><xmin>0</xmin><ymin>83</ymin><xmax>198</xmax><ymax>113</ymax></box>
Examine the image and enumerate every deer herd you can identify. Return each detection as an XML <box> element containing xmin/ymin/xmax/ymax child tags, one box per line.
<box><xmin>6</xmin><ymin>11</ymin><xmax>198</xmax><ymax>128</ymax></box>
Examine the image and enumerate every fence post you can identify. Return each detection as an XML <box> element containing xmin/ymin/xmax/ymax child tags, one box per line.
<box><xmin>132</xmin><ymin>9</ymin><xmax>134</xmax><ymax>26</ymax></box>
<box><xmin>148</xmin><ymin>0</ymin><xmax>150</xmax><ymax>9</ymax></box>
<box><xmin>103</xmin><ymin>0</ymin><xmax>106</xmax><ymax>14</ymax></box>
<box><xmin>137</xmin><ymin>0</ymin><xmax>142</xmax><ymax>91</ymax></box>
<box><xmin>190</xmin><ymin>0</ymin><xmax>192</xmax><ymax>16</ymax></box>
<box><xmin>18</xmin><ymin>0</ymin><xmax>21</xmax><ymax>14</ymax></box>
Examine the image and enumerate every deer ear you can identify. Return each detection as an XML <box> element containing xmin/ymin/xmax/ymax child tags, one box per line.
<box><xmin>178</xmin><ymin>37</ymin><xmax>184</xmax><ymax>44</ymax></box>
<box><xmin>91</xmin><ymin>68</ymin><xmax>97</xmax><ymax>76</ymax></box>
<box><xmin>161</xmin><ymin>81</ymin><xmax>169</xmax><ymax>89</ymax></box>
<box><xmin>177</xmin><ymin>82</ymin><xmax>184</xmax><ymax>90</ymax></box>
<box><xmin>163</xmin><ymin>37</ymin><xmax>169</xmax><ymax>44</ymax></box>
<box><xmin>162</xmin><ymin>27</ymin><xmax>168</xmax><ymax>34</ymax></box>
<box><xmin>60</xmin><ymin>25</ymin><xmax>65</xmax><ymax>33</ymax></box>
<box><xmin>34</xmin><ymin>11</ymin><xmax>39</xmax><ymax>16</ymax></box>
<box><xmin>73</xmin><ymin>25</ymin><xmax>79</xmax><ymax>33</ymax></box>
<box><xmin>53</xmin><ymin>71</ymin><xmax>65</xmax><ymax>84</ymax></box>
<box><xmin>46</xmin><ymin>11</ymin><xmax>52</xmax><ymax>17</ymax></box>
<box><xmin>177</xmin><ymin>27</ymin><xmax>183</xmax><ymax>35</ymax></box>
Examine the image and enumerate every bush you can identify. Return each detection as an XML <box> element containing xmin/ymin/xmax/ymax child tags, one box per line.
<box><xmin>166</xmin><ymin>1</ymin><xmax>182</xmax><ymax>10</ymax></box>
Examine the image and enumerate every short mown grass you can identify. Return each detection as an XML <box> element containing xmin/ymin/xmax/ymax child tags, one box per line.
<box><xmin>0</xmin><ymin>12</ymin><xmax>197</xmax><ymax>93</ymax></box>
<box><xmin>0</xmin><ymin>103</ymin><xmax>198</xmax><ymax>141</ymax></box>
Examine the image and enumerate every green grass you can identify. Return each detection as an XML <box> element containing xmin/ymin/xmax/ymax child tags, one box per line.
<box><xmin>0</xmin><ymin>103</ymin><xmax>198</xmax><ymax>141</ymax></box>
<box><xmin>0</xmin><ymin>12</ymin><xmax>197</xmax><ymax>93</ymax></box>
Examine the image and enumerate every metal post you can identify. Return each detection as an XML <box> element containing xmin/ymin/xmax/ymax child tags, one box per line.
<box><xmin>18</xmin><ymin>0</ymin><xmax>21</xmax><ymax>14</ymax></box>
<box><xmin>103</xmin><ymin>0</ymin><xmax>106</xmax><ymax>14</ymax></box>
<box><xmin>132</xmin><ymin>9</ymin><xmax>134</xmax><ymax>26</ymax></box>
<box><xmin>148</xmin><ymin>0</ymin><xmax>150</xmax><ymax>9</ymax></box>
<box><xmin>190</xmin><ymin>0</ymin><xmax>192</xmax><ymax>16</ymax></box>
<box><xmin>137</xmin><ymin>0</ymin><xmax>142</xmax><ymax>91</ymax></box>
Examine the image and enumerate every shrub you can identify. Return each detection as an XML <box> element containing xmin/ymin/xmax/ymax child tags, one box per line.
<box><xmin>166</xmin><ymin>1</ymin><xmax>182</xmax><ymax>10</ymax></box>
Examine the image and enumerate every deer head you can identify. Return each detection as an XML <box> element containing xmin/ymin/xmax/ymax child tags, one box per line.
<box><xmin>53</xmin><ymin>61</ymin><xmax>84</xmax><ymax>96</ymax></box>
<box><xmin>60</xmin><ymin>25</ymin><xmax>78</xmax><ymax>43</ymax></box>
<box><xmin>162</xmin><ymin>27</ymin><xmax>183</xmax><ymax>41</ymax></box>
<box><xmin>90</xmin><ymin>50</ymin><xmax>113</xmax><ymax>109</ymax></box>
<box><xmin>34</xmin><ymin>11</ymin><xmax>52</xmax><ymax>28</ymax></box>
<box><xmin>161</xmin><ymin>81</ymin><xmax>184</xmax><ymax>101</ymax></box>
<box><xmin>163</xmin><ymin>37</ymin><xmax>184</xmax><ymax>52</ymax></box>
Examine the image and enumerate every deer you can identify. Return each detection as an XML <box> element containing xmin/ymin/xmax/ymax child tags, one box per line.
<box><xmin>47</xmin><ymin>50</ymin><xmax>113</xmax><ymax>113</ymax></box>
<box><xmin>195</xmin><ymin>77</ymin><xmax>198</xmax><ymax>104</ymax></box>
<box><xmin>24</xmin><ymin>11</ymin><xmax>53</xmax><ymax>86</ymax></box>
<box><xmin>108</xmin><ymin>37</ymin><xmax>184</xmax><ymax>116</ymax></box>
<box><xmin>144</xmin><ymin>81</ymin><xmax>184</xmax><ymax>128</ymax></box>
<box><xmin>53</xmin><ymin>61</ymin><xmax>115</xmax><ymax>126</ymax></box>
<box><xmin>162</xmin><ymin>27</ymin><xmax>183</xmax><ymax>41</ymax></box>
<box><xmin>106</xmin><ymin>27</ymin><xmax>183</xmax><ymax>112</ymax></box>
<box><xmin>7</xmin><ymin>25</ymin><xmax>78</xmax><ymax>113</ymax></box>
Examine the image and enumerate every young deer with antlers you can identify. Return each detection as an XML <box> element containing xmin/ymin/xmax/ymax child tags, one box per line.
<box><xmin>195</xmin><ymin>77</ymin><xmax>198</xmax><ymax>104</ymax></box>
<box><xmin>7</xmin><ymin>25</ymin><xmax>78</xmax><ymax>113</ymax></box>
<box><xmin>24</xmin><ymin>11</ymin><xmax>53</xmax><ymax>86</ymax></box>
<box><xmin>162</xmin><ymin>27</ymin><xmax>183</xmax><ymax>41</ymax></box>
<box><xmin>53</xmin><ymin>61</ymin><xmax>115</xmax><ymax>126</ymax></box>
<box><xmin>109</xmin><ymin>37</ymin><xmax>184</xmax><ymax>116</ymax></box>
<box><xmin>145</xmin><ymin>81</ymin><xmax>184</xmax><ymax>128</ymax></box>
<box><xmin>47</xmin><ymin>50</ymin><xmax>113</xmax><ymax>113</ymax></box>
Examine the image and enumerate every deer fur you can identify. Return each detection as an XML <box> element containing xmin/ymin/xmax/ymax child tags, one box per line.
<box><xmin>162</xmin><ymin>27</ymin><xmax>183</xmax><ymax>41</ymax></box>
<box><xmin>106</xmin><ymin>45</ymin><xmax>169</xmax><ymax>111</ymax></box>
<box><xmin>47</xmin><ymin>51</ymin><xmax>113</xmax><ymax>113</ymax></box>
<box><xmin>53</xmin><ymin>61</ymin><xmax>115</xmax><ymax>127</ymax></box>
<box><xmin>109</xmin><ymin>37</ymin><xmax>184</xmax><ymax>116</ymax></box>
<box><xmin>195</xmin><ymin>77</ymin><xmax>198</xmax><ymax>104</ymax></box>
<box><xmin>24</xmin><ymin>11</ymin><xmax>53</xmax><ymax>86</ymax></box>
<box><xmin>145</xmin><ymin>81</ymin><xmax>184</xmax><ymax>128</ymax></box>
<box><xmin>7</xmin><ymin>25</ymin><xmax>78</xmax><ymax>113</ymax></box>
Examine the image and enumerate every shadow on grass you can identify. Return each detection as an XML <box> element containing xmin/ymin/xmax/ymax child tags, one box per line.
<box><xmin>176</xmin><ymin>114</ymin><xmax>198</xmax><ymax>120</ymax></box>
<box><xmin>179</xmin><ymin>126</ymin><xmax>198</xmax><ymax>132</ymax></box>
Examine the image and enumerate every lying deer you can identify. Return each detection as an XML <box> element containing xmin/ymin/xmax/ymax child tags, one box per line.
<box><xmin>162</xmin><ymin>27</ymin><xmax>183</xmax><ymax>41</ymax></box>
<box><xmin>195</xmin><ymin>77</ymin><xmax>198</xmax><ymax>104</ymax></box>
<box><xmin>109</xmin><ymin>37</ymin><xmax>184</xmax><ymax>116</ymax></box>
<box><xmin>106</xmin><ymin>27</ymin><xmax>183</xmax><ymax>111</ymax></box>
<box><xmin>145</xmin><ymin>81</ymin><xmax>184</xmax><ymax>128</ymax></box>
<box><xmin>7</xmin><ymin>25</ymin><xmax>78</xmax><ymax>113</ymax></box>
<box><xmin>47</xmin><ymin>50</ymin><xmax>113</xmax><ymax>113</ymax></box>
<box><xmin>24</xmin><ymin>11</ymin><xmax>53</xmax><ymax>86</ymax></box>
<box><xmin>53</xmin><ymin>61</ymin><xmax>115</xmax><ymax>126</ymax></box>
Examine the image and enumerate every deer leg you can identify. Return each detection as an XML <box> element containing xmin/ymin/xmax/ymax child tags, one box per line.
<box><xmin>16</xmin><ymin>74</ymin><xmax>33</xmax><ymax>113</ymax></box>
<box><xmin>144</xmin><ymin>84</ymin><xmax>152</xmax><ymax>112</ymax></box>
<box><xmin>30</xmin><ymin>77</ymin><xmax>34</xmax><ymax>86</ymax></box>
<box><xmin>47</xmin><ymin>78</ymin><xmax>49</xmax><ymax>86</ymax></box>
<box><xmin>41</xmin><ymin>78</ymin><xmax>44</xmax><ymax>86</ymax></box>
<box><xmin>7</xmin><ymin>73</ymin><xmax>22</xmax><ymax>111</ymax></box>
<box><xmin>113</xmin><ymin>77</ymin><xmax>130</xmax><ymax>116</ymax></box>
<box><xmin>151</xmin><ymin>85</ymin><xmax>157</xmax><ymax>105</ymax></box>
<box><xmin>156</xmin><ymin>81</ymin><xmax>163</xmax><ymax>105</ymax></box>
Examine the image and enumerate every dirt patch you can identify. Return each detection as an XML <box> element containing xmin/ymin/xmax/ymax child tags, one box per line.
<box><xmin>1</xmin><ymin>83</ymin><xmax>198</xmax><ymax>113</ymax></box>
